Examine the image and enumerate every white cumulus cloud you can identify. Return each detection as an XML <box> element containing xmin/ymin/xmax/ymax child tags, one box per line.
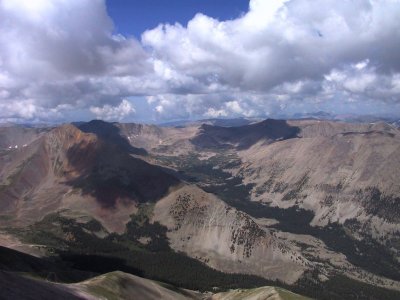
<box><xmin>90</xmin><ymin>99</ymin><xmax>135</xmax><ymax>121</ymax></box>
<box><xmin>1</xmin><ymin>0</ymin><xmax>400</xmax><ymax>122</ymax></box>
<box><xmin>0</xmin><ymin>0</ymin><xmax>150</xmax><ymax>122</ymax></box>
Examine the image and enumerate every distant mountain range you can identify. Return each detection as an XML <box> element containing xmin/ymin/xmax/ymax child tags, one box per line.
<box><xmin>158</xmin><ymin>117</ymin><xmax>260</xmax><ymax>128</ymax></box>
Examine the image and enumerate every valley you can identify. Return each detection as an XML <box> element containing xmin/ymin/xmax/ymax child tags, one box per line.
<box><xmin>0</xmin><ymin>119</ymin><xmax>399</xmax><ymax>299</ymax></box>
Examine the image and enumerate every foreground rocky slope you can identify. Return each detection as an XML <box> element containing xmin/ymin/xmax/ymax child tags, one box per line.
<box><xmin>0</xmin><ymin>246</ymin><xmax>307</xmax><ymax>299</ymax></box>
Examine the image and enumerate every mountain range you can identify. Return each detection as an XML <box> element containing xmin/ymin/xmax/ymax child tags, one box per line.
<box><xmin>0</xmin><ymin>118</ymin><xmax>399</xmax><ymax>299</ymax></box>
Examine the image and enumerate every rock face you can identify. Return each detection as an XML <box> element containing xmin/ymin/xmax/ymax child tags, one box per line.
<box><xmin>154</xmin><ymin>185</ymin><xmax>307</xmax><ymax>283</ymax></box>
<box><xmin>237</xmin><ymin>120</ymin><xmax>400</xmax><ymax>242</ymax></box>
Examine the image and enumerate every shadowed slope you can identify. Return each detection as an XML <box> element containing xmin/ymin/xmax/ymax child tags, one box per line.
<box><xmin>78</xmin><ymin>120</ymin><xmax>147</xmax><ymax>156</ymax></box>
<box><xmin>65</xmin><ymin>128</ymin><xmax>179</xmax><ymax>207</ymax></box>
<box><xmin>48</xmin><ymin>124</ymin><xmax>180</xmax><ymax>208</ymax></box>
<box><xmin>0</xmin><ymin>272</ymin><xmax>85</xmax><ymax>300</ymax></box>
<box><xmin>0</xmin><ymin>124</ymin><xmax>179</xmax><ymax>222</ymax></box>
<box><xmin>0</xmin><ymin>246</ymin><xmax>55</xmax><ymax>273</ymax></box>
<box><xmin>191</xmin><ymin>119</ymin><xmax>300</xmax><ymax>150</ymax></box>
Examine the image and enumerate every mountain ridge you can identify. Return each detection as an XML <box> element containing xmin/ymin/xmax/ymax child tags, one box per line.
<box><xmin>0</xmin><ymin>118</ymin><xmax>399</xmax><ymax>299</ymax></box>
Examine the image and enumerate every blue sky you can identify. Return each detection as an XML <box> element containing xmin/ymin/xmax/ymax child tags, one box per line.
<box><xmin>0</xmin><ymin>0</ymin><xmax>399</xmax><ymax>123</ymax></box>
<box><xmin>107</xmin><ymin>0</ymin><xmax>249</xmax><ymax>38</ymax></box>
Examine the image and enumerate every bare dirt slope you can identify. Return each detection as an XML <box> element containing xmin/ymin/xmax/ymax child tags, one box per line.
<box><xmin>154</xmin><ymin>185</ymin><xmax>307</xmax><ymax>283</ymax></box>
<box><xmin>0</xmin><ymin>124</ymin><xmax>179</xmax><ymax>231</ymax></box>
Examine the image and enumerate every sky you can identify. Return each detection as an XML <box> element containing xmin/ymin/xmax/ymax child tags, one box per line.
<box><xmin>106</xmin><ymin>0</ymin><xmax>249</xmax><ymax>38</ymax></box>
<box><xmin>0</xmin><ymin>0</ymin><xmax>400</xmax><ymax>123</ymax></box>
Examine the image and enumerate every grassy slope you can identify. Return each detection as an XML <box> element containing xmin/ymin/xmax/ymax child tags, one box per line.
<box><xmin>77</xmin><ymin>271</ymin><xmax>200</xmax><ymax>300</ymax></box>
